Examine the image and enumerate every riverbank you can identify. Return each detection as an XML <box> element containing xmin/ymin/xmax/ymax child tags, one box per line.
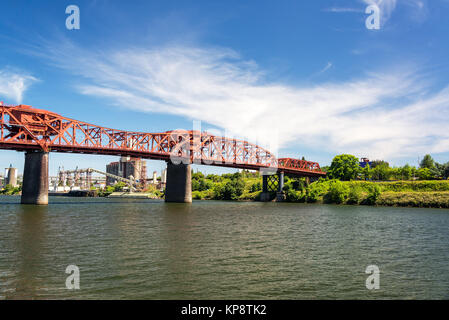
<box><xmin>190</xmin><ymin>173</ymin><xmax>449</xmax><ymax>208</ymax></box>
<box><xmin>284</xmin><ymin>180</ymin><xmax>449</xmax><ymax>208</ymax></box>
<box><xmin>3</xmin><ymin>175</ymin><xmax>449</xmax><ymax>208</ymax></box>
<box><xmin>377</xmin><ymin>191</ymin><xmax>449</xmax><ymax>208</ymax></box>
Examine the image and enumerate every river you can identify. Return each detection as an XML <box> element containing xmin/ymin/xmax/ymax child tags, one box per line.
<box><xmin>0</xmin><ymin>195</ymin><xmax>448</xmax><ymax>299</ymax></box>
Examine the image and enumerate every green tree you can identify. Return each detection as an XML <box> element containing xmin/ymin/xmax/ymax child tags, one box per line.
<box><xmin>444</xmin><ymin>163</ymin><xmax>449</xmax><ymax>179</ymax></box>
<box><xmin>199</xmin><ymin>179</ymin><xmax>213</xmax><ymax>191</ymax></box>
<box><xmin>400</xmin><ymin>164</ymin><xmax>412</xmax><ymax>180</ymax></box>
<box><xmin>417</xmin><ymin>168</ymin><xmax>434</xmax><ymax>180</ymax></box>
<box><xmin>390</xmin><ymin>167</ymin><xmax>402</xmax><ymax>180</ymax></box>
<box><xmin>362</xmin><ymin>164</ymin><xmax>371</xmax><ymax>180</ymax></box>
<box><xmin>213</xmin><ymin>179</ymin><xmax>245</xmax><ymax>200</ymax></box>
<box><xmin>250</xmin><ymin>181</ymin><xmax>262</xmax><ymax>192</ymax></box>
<box><xmin>370</xmin><ymin>160</ymin><xmax>390</xmax><ymax>168</ymax></box>
<box><xmin>192</xmin><ymin>179</ymin><xmax>200</xmax><ymax>191</ymax></box>
<box><xmin>192</xmin><ymin>172</ymin><xmax>205</xmax><ymax>180</ymax></box>
<box><xmin>113</xmin><ymin>181</ymin><xmax>127</xmax><ymax>192</ymax></box>
<box><xmin>327</xmin><ymin>154</ymin><xmax>360</xmax><ymax>181</ymax></box>
<box><xmin>371</xmin><ymin>163</ymin><xmax>391</xmax><ymax>181</ymax></box>
<box><xmin>434</xmin><ymin>162</ymin><xmax>449</xmax><ymax>179</ymax></box>
<box><xmin>420</xmin><ymin>154</ymin><xmax>435</xmax><ymax>169</ymax></box>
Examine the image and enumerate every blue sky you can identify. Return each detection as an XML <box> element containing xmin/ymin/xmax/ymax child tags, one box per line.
<box><xmin>1</xmin><ymin>0</ymin><xmax>449</xmax><ymax>176</ymax></box>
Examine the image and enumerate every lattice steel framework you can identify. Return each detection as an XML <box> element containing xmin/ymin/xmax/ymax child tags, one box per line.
<box><xmin>266</xmin><ymin>175</ymin><xmax>280</xmax><ymax>192</ymax></box>
<box><xmin>0</xmin><ymin>104</ymin><xmax>326</xmax><ymax>177</ymax></box>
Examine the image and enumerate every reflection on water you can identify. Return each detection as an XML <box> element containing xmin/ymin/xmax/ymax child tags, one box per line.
<box><xmin>15</xmin><ymin>205</ymin><xmax>49</xmax><ymax>299</ymax></box>
<box><xmin>0</xmin><ymin>196</ymin><xmax>448</xmax><ymax>299</ymax></box>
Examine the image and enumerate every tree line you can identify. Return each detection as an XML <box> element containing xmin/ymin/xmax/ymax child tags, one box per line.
<box><xmin>323</xmin><ymin>154</ymin><xmax>449</xmax><ymax>181</ymax></box>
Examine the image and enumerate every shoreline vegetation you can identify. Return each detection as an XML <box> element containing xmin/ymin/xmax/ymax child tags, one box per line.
<box><xmin>190</xmin><ymin>173</ymin><xmax>449</xmax><ymax>209</ymax></box>
<box><xmin>189</xmin><ymin>153</ymin><xmax>449</xmax><ymax>209</ymax></box>
<box><xmin>1</xmin><ymin>154</ymin><xmax>449</xmax><ymax>209</ymax></box>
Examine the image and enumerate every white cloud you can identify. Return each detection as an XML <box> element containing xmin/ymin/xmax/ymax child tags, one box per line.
<box><xmin>0</xmin><ymin>69</ymin><xmax>37</xmax><ymax>103</ymax></box>
<box><xmin>363</xmin><ymin>0</ymin><xmax>397</xmax><ymax>24</ymax></box>
<box><xmin>319</xmin><ymin>62</ymin><xmax>333</xmax><ymax>74</ymax></box>
<box><xmin>39</xmin><ymin>42</ymin><xmax>449</xmax><ymax>160</ymax></box>
<box><xmin>362</xmin><ymin>0</ymin><xmax>428</xmax><ymax>25</ymax></box>
<box><xmin>325</xmin><ymin>7</ymin><xmax>364</xmax><ymax>13</ymax></box>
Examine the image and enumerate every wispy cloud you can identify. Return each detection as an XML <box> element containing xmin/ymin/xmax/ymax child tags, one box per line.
<box><xmin>35</xmin><ymin>41</ymin><xmax>449</xmax><ymax>159</ymax></box>
<box><xmin>319</xmin><ymin>62</ymin><xmax>333</xmax><ymax>74</ymax></box>
<box><xmin>325</xmin><ymin>7</ymin><xmax>364</xmax><ymax>13</ymax></box>
<box><xmin>0</xmin><ymin>69</ymin><xmax>37</xmax><ymax>103</ymax></box>
<box><xmin>362</xmin><ymin>0</ymin><xmax>428</xmax><ymax>25</ymax></box>
<box><xmin>363</xmin><ymin>0</ymin><xmax>397</xmax><ymax>24</ymax></box>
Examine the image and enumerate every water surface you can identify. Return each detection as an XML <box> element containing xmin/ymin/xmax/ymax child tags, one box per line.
<box><xmin>0</xmin><ymin>195</ymin><xmax>448</xmax><ymax>299</ymax></box>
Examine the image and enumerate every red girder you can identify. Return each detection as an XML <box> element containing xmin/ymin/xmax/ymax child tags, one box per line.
<box><xmin>0</xmin><ymin>104</ymin><xmax>326</xmax><ymax>177</ymax></box>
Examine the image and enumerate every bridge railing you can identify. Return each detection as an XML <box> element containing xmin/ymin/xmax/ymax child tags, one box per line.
<box><xmin>0</xmin><ymin>104</ymin><xmax>325</xmax><ymax>176</ymax></box>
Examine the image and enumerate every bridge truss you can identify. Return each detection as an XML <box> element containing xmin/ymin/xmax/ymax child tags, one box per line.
<box><xmin>0</xmin><ymin>104</ymin><xmax>325</xmax><ymax>177</ymax></box>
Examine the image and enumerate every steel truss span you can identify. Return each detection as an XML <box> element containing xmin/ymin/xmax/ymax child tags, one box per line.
<box><xmin>0</xmin><ymin>104</ymin><xmax>325</xmax><ymax>177</ymax></box>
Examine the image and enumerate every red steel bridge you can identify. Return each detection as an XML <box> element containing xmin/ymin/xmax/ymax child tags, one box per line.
<box><xmin>0</xmin><ymin>103</ymin><xmax>325</xmax><ymax>204</ymax></box>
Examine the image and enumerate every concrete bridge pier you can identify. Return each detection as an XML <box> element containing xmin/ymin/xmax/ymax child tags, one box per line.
<box><xmin>21</xmin><ymin>151</ymin><xmax>49</xmax><ymax>205</ymax></box>
<box><xmin>260</xmin><ymin>174</ymin><xmax>271</xmax><ymax>202</ymax></box>
<box><xmin>276</xmin><ymin>171</ymin><xmax>286</xmax><ymax>202</ymax></box>
<box><xmin>164</xmin><ymin>161</ymin><xmax>192</xmax><ymax>203</ymax></box>
<box><xmin>260</xmin><ymin>172</ymin><xmax>286</xmax><ymax>202</ymax></box>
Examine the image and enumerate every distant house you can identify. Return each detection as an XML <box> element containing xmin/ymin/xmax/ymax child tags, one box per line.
<box><xmin>359</xmin><ymin>157</ymin><xmax>373</xmax><ymax>168</ymax></box>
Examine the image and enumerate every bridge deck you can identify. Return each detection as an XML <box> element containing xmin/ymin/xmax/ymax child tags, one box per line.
<box><xmin>0</xmin><ymin>104</ymin><xmax>326</xmax><ymax>177</ymax></box>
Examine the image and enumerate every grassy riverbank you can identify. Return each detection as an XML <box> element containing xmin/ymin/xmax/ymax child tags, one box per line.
<box><xmin>294</xmin><ymin>180</ymin><xmax>449</xmax><ymax>208</ymax></box>
<box><xmin>0</xmin><ymin>184</ymin><xmax>21</xmax><ymax>195</ymax></box>
<box><xmin>190</xmin><ymin>172</ymin><xmax>449</xmax><ymax>208</ymax></box>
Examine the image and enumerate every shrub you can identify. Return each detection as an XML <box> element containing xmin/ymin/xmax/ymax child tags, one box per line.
<box><xmin>113</xmin><ymin>182</ymin><xmax>127</xmax><ymax>192</ymax></box>
<box><xmin>377</xmin><ymin>192</ymin><xmax>449</xmax><ymax>208</ymax></box>
<box><xmin>238</xmin><ymin>191</ymin><xmax>260</xmax><ymax>201</ymax></box>
<box><xmin>306</xmin><ymin>179</ymin><xmax>332</xmax><ymax>202</ymax></box>
<box><xmin>192</xmin><ymin>190</ymin><xmax>204</xmax><ymax>200</ymax></box>
<box><xmin>347</xmin><ymin>186</ymin><xmax>363</xmax><ymax>204</ymax></box>
<box><xmin>364</xmin><ymin>184</ymin><xmax>381</xmax><ymax>205</ymax></box>
<box><xmin>325</xmin><ymin>180</ymin><xmax>350</xmax><ymax>204</ymax></box>
<box><xmin>250</xmin><ymin>181</ymin><xmax>262</xmax><ymax>192</ymax></box>
<box><xmin>212</xmin><ymin>179</ymin><xmax>245</xmax><ymax>200</ymax></box>
<box><xmin>285</xmin><ymin>189</ymin><xmax>305</xmax><ymax>202</ymax></box>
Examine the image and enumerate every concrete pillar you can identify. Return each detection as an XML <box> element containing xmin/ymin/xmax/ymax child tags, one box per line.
<box><xmin>277</xmin><ymin>172</ymin><xmax>284</xmax><ymax>192</ymax></box>
<box><xmin>165</xmin><ymin>161</ymin><xmax>192</xmax><ymax>203</ymax></box>
<box><xmin>276</xmin><ymin>171</ymin><xmax>286</xmax><ymax>202</ymax></box>
<box><xmin>262</xmin><ymin>175</ymin><xmax>268</xmax><ymax>192</ymax></box>
<box><xmin>260</xmin><ymin>174</ymin><xmax>271</xmax><ymax>202</ymax></box>
<box><xmin>21</xmin><ymin>151</ymin><xmax>49</xmax><ymax>205</ymax></box>
<box><xmin>161</xmin><ymin>169</ymin><xmax>167</xmax><ymax>183</ymax></box>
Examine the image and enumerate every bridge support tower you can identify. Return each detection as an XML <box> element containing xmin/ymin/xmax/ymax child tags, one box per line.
<box><xmin>260</xmin><ymin>175</ymin><xmax>271</xmax><ymax>202</ymax></box>
<box><xmin>276</xmin><ymin>171</ymin><xmax>286</xmax><ymax>202</ymax></box>
<box><xmin>21</xmin><ymin>151</ymin><xmax>49</xmax><ymax>205</ymax></box>
<box><xmin>260</xmin><ymin>171</ymin><xmax>285</xmax><ymax>202</ymax></box>
<box><xmin>165</xmin><ymin>161</ymin><xmax>192</xmax><ymax>203</ymax></box>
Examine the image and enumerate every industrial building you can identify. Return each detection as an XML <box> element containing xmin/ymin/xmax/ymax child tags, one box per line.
<box><xmin>3</xmin><ymin>165</ymin><xmax>18</xmax><ymax>187</ymax></box>
<box><xmin>150</xmin><ymin>169</ymin><xmax>167</xmax><ymax>190</ymax></box>
<box><xmin>106</xmin><ymin>157</ymin><xmax>147</xmax><ymax>187</ymax></box>
<box><xmin>359</xmin><ymin>158</ymin><xmax>373</xmax><ymax>168</ymax></box>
